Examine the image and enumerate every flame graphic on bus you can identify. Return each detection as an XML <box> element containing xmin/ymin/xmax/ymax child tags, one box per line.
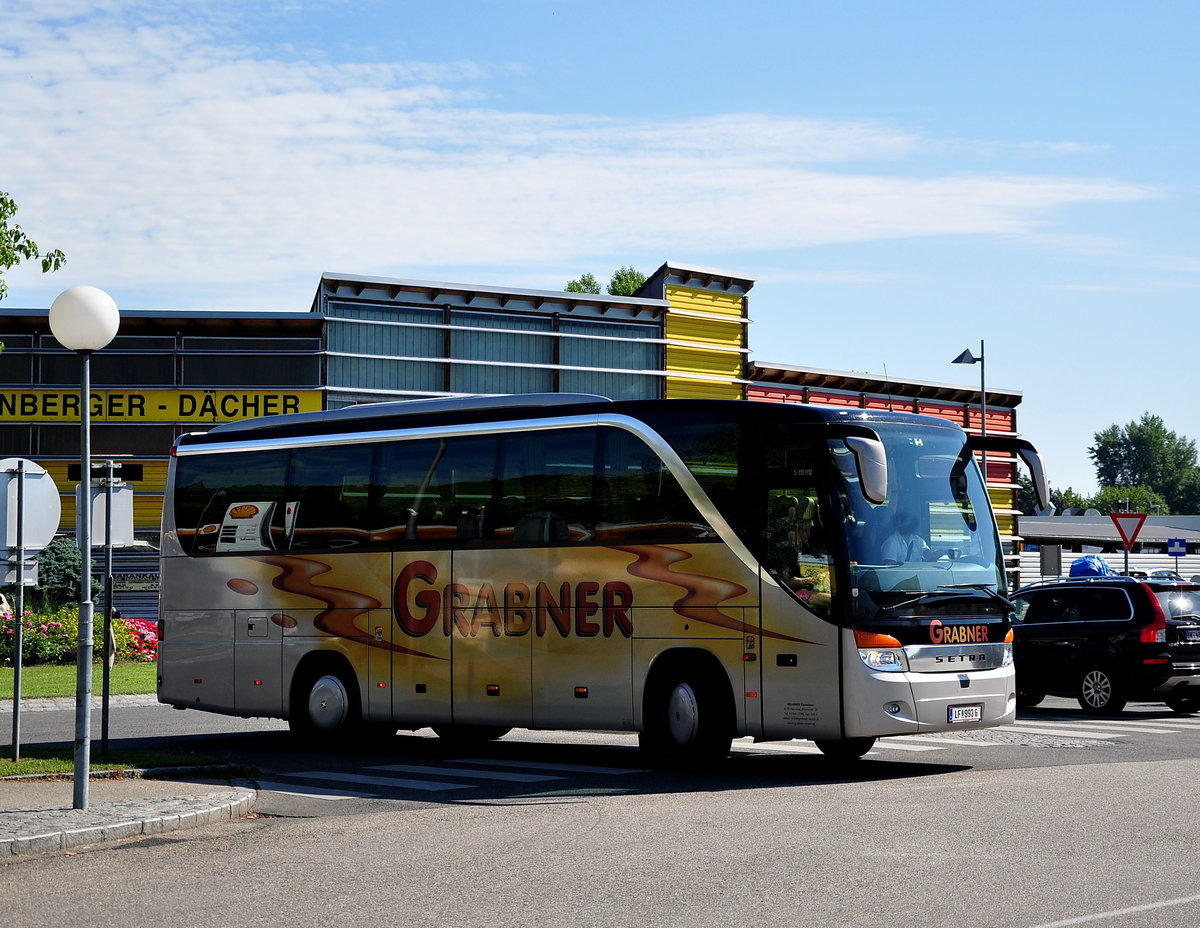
<box><xmin>611</xmin><ymin>545</ymin><xmax>818</xmax><ymax>645</ymax></box>
<box><xmin>231</xmin><ymin>555</ymin><xmax>447</xmax><ymax>661</ymax></box>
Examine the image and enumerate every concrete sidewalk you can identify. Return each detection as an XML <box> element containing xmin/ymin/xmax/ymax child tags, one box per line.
<box><xmin>1</xmin><ymin>773</ymin><xmax>257</xmax><ymax>859</ymax></box>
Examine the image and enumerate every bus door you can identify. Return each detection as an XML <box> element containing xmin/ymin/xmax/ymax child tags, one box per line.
<box><xmin>757</xmin><ymin>478</ymin><xmax>842</xmax><ymax>741</ymax></box>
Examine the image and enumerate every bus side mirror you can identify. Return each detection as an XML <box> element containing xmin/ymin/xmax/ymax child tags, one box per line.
<box><xmin>845</xmin><ymin>436</ymin><xmax>888</xmax><ymax>505</ymax></box>
<box><xmin>967</xmin><ymin>435</ymin><xmax>1050</xmax><ymax>512</ymax></box>
<box><xmin>1017</xmin><ymin>446</ymin><xmax>1050</xmax><ymax>512</ymax></box>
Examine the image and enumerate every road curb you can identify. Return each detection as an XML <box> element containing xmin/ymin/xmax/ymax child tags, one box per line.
<box><xmin>2</xmin><ymin>772</ymin><xmax>258</xmax><ymax>859</ymax></box>
<box><xmin>3</xmin><ymin>788</ymin><xmax>257</xmax><ymax>858</ymax></box>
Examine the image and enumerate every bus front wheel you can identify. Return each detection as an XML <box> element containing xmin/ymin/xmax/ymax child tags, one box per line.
<box><xmin>639</xmin><ymin>666</ymin><xmax>732</xmax><ymax>765</ymax></box>
<box><xmin>814</xmin><ymin>737</ymin><xmax>876</xmax><ymax>760</ymax></box>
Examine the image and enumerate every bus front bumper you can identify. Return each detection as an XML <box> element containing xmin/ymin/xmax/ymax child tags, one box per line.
<box><xmin>842</xmin><ymin>664</ymin><xmax>1017</xmax><ymax>739</ymax></box>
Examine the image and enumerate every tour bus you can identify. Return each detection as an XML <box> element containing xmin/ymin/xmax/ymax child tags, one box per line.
<box><xmin>158</xmin><ymin>394</ymin><xmax>1048</xmax><ymax>760</ymax></box>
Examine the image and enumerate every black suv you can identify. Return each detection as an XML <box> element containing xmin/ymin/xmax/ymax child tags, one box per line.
<box><xmin>1010</xmin><ymin>576</ymin><xmax>1200</xmax><ymax>714</ymax></box>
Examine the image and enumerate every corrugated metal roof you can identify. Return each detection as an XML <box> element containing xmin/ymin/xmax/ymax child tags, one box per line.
<box><xmin>1021</xmin><ymin>517</ymin><xmax>1200</xmax><ymax>544</ymax></box>
<box><xmin>318</xmin><ymin>271</ymin><xmax>669</xmax><ymax>314</ymax></box>
<box><xmin>747</xmin><ymin>360</ymin><xmax>1023</xmax><ymax>407</ymax></box>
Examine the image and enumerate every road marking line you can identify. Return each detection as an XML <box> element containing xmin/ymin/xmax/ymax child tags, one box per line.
<box><xmin>734</xmin><ymin>743</ymin><xmax>821</xmax><ymax>755</ymax></box>
<box><xmin>1003</xmin><ymin>725</ymin><xmax>1121</xmax><ymax>739</ymax></box>
<box><xmin>254</xmin><ymin>780</ymin><xmax>369</xmax><ymax>800</ymax></box>
<box><xmin>1018</xmin><ymin>720</ymin><xmax>1180</xmax><ymax>735</ymax></box>
<box><xmin>1027</xmin><ymin>890</ymin><xmax>1200</xmax><ymax>927</ymax></box>
<box><xmin>870</xmin><ymin>739</ymin><xmax>944</xmax><ymax>752</ymax></box>
<box><xmin>458</xmin><ymin>758</ymin><xmax>647</xmax><ymax>775</ymax></box>
<box><xmin>291</xmin><ymin>770</ymin><xmax>474</xmax><ymax>792</ymax></box>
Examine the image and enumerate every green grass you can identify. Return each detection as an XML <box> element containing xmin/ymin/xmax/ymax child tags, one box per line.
<box><xmin>1</xmin><ymin>662</ymin><xmax>238</xmax><ymax>776</ymax></box>
<box><xmin>0</xmin><ymin>662</ymin><xmax>157</xmax><ymax>700</ymax></box>
<box><xmin>0</xmin><ymin>747</ymin><xmax>228</xmax><ymax>778</ymax></box>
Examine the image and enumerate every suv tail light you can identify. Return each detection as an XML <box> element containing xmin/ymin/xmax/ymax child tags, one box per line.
<box><xmin>1139</xmin><ymin>584</ymin><xmax>1167</xmax><ymax>644</ymax></box>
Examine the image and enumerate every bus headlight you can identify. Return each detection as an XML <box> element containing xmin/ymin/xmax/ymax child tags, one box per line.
<box><xmin>1003</xmin><ymin>642</ymin><xmax>1014</xmax><ymax>667</ymax></box>
<box><xmin>853</xmin><ymin>629</ymin><xmax>906</xmax><ymax>671</ymax></box>
<box><xmin>858</xmin><ymin>647</ymin><xmax>905</xmax><ymax>672</ymax></box>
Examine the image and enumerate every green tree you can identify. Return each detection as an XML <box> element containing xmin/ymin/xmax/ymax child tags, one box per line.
<box><xmin>0</xmin><ymin>190</ymin><xmax>66</xmax><ymax>302</ymax></box>
<box><xmin>607</xmin><ymin>266</ymin><xmax>646</xmax><ymax>296</ymax></box>
<box><xmin>565</xmin><ymin>272</ymin><xmax>601</xmax><ymax>294</ymax></box>
<box><xmin>1089</xmin><ymin>413</ymin><xmax>1199</xmax><ymax>510</ymax></box>
<box><xmin>1092</xmin><ymin>485</ymin><xmax>1169</xmax><ymax>516</ymax></box>
<box><xmin>1017</xmin><ymin>476</ymin><xmax>1093</xmax><ymax>515</ymax></box>
<box><xmin>7</xmin><ymin>536</ymin><xmax>101</xmax><ymax>611</ymax></box>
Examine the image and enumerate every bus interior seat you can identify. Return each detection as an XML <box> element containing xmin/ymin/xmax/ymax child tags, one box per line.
<box><xmin>514</xmin><ymin>511</ymin><xmax>570</xmax><ymax>544</ymax></box>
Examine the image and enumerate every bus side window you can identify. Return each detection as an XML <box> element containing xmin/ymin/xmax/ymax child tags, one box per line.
<box><xmin>498</xmin><ymin>429</ymin><xmax>595</xmax><ymax>545</ymax></box>
<box><xmin>371</xmin><ymin>438</ymin><xmax>447</xmax><ymax>545</ymax></box>
<box><xmin>427</xmin><ymin>436</ymin><xmax>499</xmax><ymax>544</ymax></box>
<box><xmin>595</xmin><ymin>428</ymin><xmax>714</xmax><ymax>543</ymax></box>
<box><xmin>288</xmin><ymin>444</ymin><xmax>373</xmax><ymax>551</ymax></box>
<box><xmin>174</xmin><ymin>449</ymin><xmax>288</xmax><ymax>555</ymax></box>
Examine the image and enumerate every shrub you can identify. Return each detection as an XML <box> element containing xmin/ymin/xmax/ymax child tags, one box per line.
<box><xmin>1</xmin><ymin>606</ymin><xmax>158</xmax><ymax>666</ymax></box>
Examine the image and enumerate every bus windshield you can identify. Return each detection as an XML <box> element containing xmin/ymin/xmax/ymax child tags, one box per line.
<box><xmin>639</xmin><ymin>406</ymin><xmax>1009</xmax><ymax>625</ymax></box>
<box><xmin>832</xmin><ymin>425</ymin><xmax>1006</xmax><ymax>621</ymax></box>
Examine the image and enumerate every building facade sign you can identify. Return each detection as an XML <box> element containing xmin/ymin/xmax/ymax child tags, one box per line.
<box><xmin>0</xmin><ymin>389</ymin><xmax>322</xmax><ymax>423</ymax></box>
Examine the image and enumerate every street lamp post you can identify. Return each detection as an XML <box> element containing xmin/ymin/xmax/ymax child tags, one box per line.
<box><xmin>48</xmin><ymin>286</ymin><xmax>119</xmax><ymax>811</ymax></box>
<box><xmin>952</xmin><ymin>339</ymin><xmax>987</xmax><ymax>487</ymax></box>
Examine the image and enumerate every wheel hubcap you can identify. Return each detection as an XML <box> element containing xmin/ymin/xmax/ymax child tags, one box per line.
<box><xmin>308</xmin><ymin>674</ymin><xmax>349</xmax><ymax>731</ymax></box>
<box><xmin>1082</xmin><ymin>671</ymin><xmax>1111</xmax><ymax>708</ymax></box>
<box><xmin>666</xmin><ymin>682</ymin><xmax>699</xmax><ymax>745</ymax></box>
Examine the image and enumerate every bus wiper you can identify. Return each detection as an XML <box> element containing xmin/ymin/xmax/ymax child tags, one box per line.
<box><xmin>879</xmin><ymin>584</ymin><xmax>1014</xmax><ymax>616</ymax></box>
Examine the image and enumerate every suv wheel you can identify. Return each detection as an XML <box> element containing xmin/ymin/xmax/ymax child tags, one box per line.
<box><xmin>1165</xmin><ymin>691</ymin><xmax>1200</xmax><ymax>715</ymax></box>
<box><xmin>1077</xmin><ymin>665</ymin><xmax>1127</xmax><ymax>715</ymax></box>
<box><xmin>1016</xmin><ymin>689</ymin><xmax>1045</xmax><ymax>708</ymax></box>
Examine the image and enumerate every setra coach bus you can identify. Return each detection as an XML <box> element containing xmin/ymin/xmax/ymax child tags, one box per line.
<box><xmin>157</xmin><ymin>394</ymin><xmax>1047</xmax><ymax>760</ymax></box>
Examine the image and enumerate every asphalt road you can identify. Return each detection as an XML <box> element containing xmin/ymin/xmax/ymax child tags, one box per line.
<box><xmin>4</xmin><ymin>697</ymin><xmax>1200</xmax><ymax>927</ymax></box>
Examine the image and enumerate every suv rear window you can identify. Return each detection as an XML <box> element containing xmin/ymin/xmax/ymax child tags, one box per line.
<box><xmin>1014</xmin><ymin>587</ymin><xmax>1134</xmax><ymax>624</ymax></box>
<box><xmin>1156</xmin><ymin>587</ymin><xmax>1200</xmax><ymax>621</ymax></box>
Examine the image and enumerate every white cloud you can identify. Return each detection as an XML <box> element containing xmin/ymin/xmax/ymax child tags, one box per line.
<box><xmin>0</xmin><ymin>2</ymin><xmax>1160</xmax><ymax>309</ymax></box>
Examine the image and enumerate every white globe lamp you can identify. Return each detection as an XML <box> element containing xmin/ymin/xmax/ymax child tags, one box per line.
<box><xmin>48</xmin><ymin>285</ymin><xmax>119</xmax><ymax>810</ymax></box>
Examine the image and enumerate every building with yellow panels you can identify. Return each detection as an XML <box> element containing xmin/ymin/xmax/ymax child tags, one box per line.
<box><xmin>1</xmin><ymin>261</ymin><xmax>1023</xmax><ymax>608</ymax></box>
<box><xmin>638</xmin><ymin>262</ymin><xmax>752</xmax><ymax>400</ymax></box>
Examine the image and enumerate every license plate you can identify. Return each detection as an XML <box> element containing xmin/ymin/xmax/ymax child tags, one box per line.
<box><xmin>948</xmin><ymin>703</ymin><xmax>983</xmax><ymax>724</ymax></box>
<box><xmin>1184</xmin><ymin>629</ymin><xmax>1200</xmax><ymax>643</ymax></box>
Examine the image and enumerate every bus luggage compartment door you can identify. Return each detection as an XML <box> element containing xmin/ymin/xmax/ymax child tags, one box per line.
<box><xmin>235</xmin><ymin>610</ymin><xmax>283</xmax><ymax>715</ymax></box>
<box><xmin>448</xmin><ymin>550</ymin><xmax>534</xmax><ymax>727</ymax></box>
<box><xmin>159</xmin><ymin>610</ymin><xmax>235</xmax><ymax>712</ymax></box>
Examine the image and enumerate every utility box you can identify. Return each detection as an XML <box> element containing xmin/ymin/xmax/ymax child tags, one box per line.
<box><xmin>1039</xmin><ymin>544</ymin><xmax>1063</xmax><ymax>578</ymax></box>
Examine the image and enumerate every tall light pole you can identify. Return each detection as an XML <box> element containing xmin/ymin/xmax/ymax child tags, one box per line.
<box><xmin>952</xmin><ymin>340</ymin><xmax>987</xmax><ymax>489</ymax></box>
<box><xmin>49</xmin><ymin>286</ymin><xmax>119</xmax><ymax>811</ymax></box>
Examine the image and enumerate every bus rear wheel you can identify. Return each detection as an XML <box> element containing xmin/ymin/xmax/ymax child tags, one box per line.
<box><xmin>290</xmin><ymin>665</ymin><xmax>361</xmax><ymax>744</ymax></box>
<box><xmin>639</xmin><ymin>667</ymin><xmax>732</xmax><ymax>766</ymax></box>
<box><xmin>431</xmin><ymin>724</ymin><xmax>511</xmax><ymax>745</ymax></box>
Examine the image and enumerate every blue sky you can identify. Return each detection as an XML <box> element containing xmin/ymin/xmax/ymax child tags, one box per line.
<box><xmin>3</xmin><ymin>0</ymin><xmax>1198</xmax><ymax>496</ymax></box>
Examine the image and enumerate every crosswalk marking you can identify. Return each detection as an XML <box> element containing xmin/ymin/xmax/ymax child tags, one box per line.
<box><xmin>254</xmin><ymin>713</ymin><xmax>1199</xmax><ymax>800</ymax></box>
<box><xmin>458</xmin><ymin>758</ymin><xmax>647</xmax><ymax>776</ymax></box>
<box><xmin>369</xmin><ymin>763</ymin><xmax>562</xmax><ymax>783</ymax></box>
<box><xmin>1014</xmin><ymin>721</ymin><xmax>1178</xmax><ymax>736</ymax></box>
<box><xmin>254</xmin><ymin>780</ymin><xmax>378</xmax><ymax>800</ymax></box>
<box><xmin>1002</xmin><ymin>724</ymin><xmax>1123</xmax><ymax>739</ymax></box>
<box><xmin>291</xmin><ymin>770</ymin><xmax>473</xmax><ymax>793</ymax></box>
